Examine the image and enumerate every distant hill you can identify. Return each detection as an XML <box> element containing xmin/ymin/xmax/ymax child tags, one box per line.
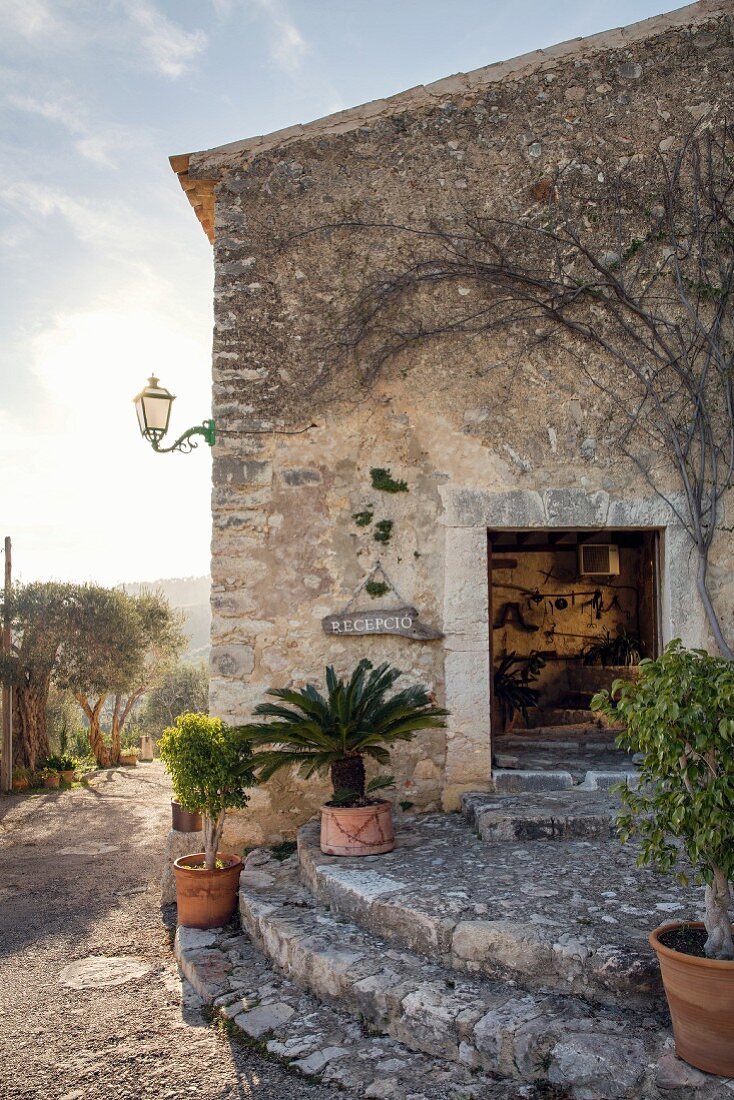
<box><xmin>123</xmin><ymin>576</ymin><xmax>211</xmax><ymax>663</ymax></box>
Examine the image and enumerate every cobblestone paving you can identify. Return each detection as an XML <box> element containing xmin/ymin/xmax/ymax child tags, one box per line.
<box><xmin>303</xmin><ymin>808</ymin><xmax>706</xmax><ymax>982</ymax></box>
<box><xmin>0</xmin><ymin>765</ymin><xmax>342</xmax><ymax>1100</ymax></box>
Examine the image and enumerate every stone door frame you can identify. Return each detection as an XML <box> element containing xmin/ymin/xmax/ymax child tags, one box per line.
<box><xmin>439</xmin><ymin>486</ymin><xmax>703</xmax><ymax>810</ymax></box>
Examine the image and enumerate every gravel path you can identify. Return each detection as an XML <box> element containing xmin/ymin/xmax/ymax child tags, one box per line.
<box><xmin>0</xmin><ymin>764</ymin><xmax>341</xmax><ymax>1099</ymax></box>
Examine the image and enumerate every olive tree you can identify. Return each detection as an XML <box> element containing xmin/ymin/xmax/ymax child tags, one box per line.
<box><xmin>0</xmin><ymin>582</ymin><xmax>80</xmax><ymax>770</ymax></box>
<box><xmin>141</xmin><ymin>660</ymin><xmax>208</xmax><ymax>735</ymax></box>
<box><xmin>593</xmin><ymin>640</ymin><xmax>734</xmax><ymax>960</ymax></box>
<box><xmin>159</xmin><ymin>713</ymin><xmax>255</xmax><ymax>870</ymax></box>
<box><xmin>63</xmin><ymin>587</ymin><xmax>184</xmax><ymax>765</ymax></box>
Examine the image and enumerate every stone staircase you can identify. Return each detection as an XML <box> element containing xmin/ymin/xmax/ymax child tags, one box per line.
<box><xmin>173</xmin><ymin>791</ymin><xmax>734</xmax><ymax>1099</ymax></box>
<box><xmin>493</xmin><ymin>693</ymin><xmax>636</xmax><ymax>789</ymax></box>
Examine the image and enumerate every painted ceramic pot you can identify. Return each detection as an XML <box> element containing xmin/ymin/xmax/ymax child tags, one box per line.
<box><xmin>320</xmin><ymin>800</ymin><xmax>395</xmax><ymax>857</ymax></box>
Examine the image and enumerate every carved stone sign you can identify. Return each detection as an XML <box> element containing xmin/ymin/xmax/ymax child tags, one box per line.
<box><xmin>321</xmin><ymin>605</ymin><xmax>443</xmax><ymax>641</ymax></box>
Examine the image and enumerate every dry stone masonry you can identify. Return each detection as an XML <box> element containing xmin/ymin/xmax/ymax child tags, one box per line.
<box><xmin>172</xmin><ymin>2</ymin><xmax>734</xmax><ymax>841</ymax></box>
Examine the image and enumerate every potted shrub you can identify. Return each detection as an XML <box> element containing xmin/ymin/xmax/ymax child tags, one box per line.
<box><xmin>159</xmin><ymin>712</ymin><xmax>255</xmax><ymax>929</ymax></box>
<box><xmin>493</xmin><ymin>651</ymin><xmax>545</xmax><ymax>731</ymax></box>
<box><xmin>243</xmin><ymin>659</ymin><xmax>447</xmax><ymax>857</ymax></box>
<box><xmin>570</xmin><ymin>627</ymin><xmax>642</xmax><ymax>694</ymax></box>
<box><xmin>593</xmin><ymin>640</ymin><xmax>734</xmax><ymax>1076</ymax></box>
<box><xmin>39</xmin><ymin>767</ymin><xmax>60</xmax><ymax>790</ymax></box>
<box><xmin>56</xmin><ymin>755</ymin><xmax>76</xmax><ymax>783</ymax></box>
<box><xmin>118</xmin><ymin>741</ymin><xmax>139</xmax><ymax>766</ymax></box>
<box><xmin>12</xmin><ymin>767</ymin><xmax>30</xmax><ymax>791</ymax></box>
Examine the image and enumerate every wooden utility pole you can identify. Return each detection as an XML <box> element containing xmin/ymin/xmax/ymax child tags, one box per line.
<box><xmin>1</xmin><ymin>537</ymin><xmax>11</xmax><ymax>793</ymax></box>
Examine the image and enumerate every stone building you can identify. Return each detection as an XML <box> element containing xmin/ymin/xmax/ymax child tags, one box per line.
<box><xmin>170</xmin><ymin>0</ymin><xmax>734</xmax><ymax>846</ymax></box>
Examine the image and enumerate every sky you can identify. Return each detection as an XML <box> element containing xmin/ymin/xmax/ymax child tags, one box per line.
<box><xmin>0</xmin><ymin>0</ymin><xmax>679</xmax><ymax>586</ymax></box>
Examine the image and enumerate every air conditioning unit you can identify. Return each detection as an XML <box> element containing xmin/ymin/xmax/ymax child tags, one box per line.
<box><xmin>578</xmin><ymin>544</ymin><xmax>620</xmax><ymax>576</ymax></box>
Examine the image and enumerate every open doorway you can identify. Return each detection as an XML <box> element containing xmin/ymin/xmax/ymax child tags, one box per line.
<box><xmin>488</xmin><ymin>529</ymin><xmax>661</xmax><ymax>736</ymax></box>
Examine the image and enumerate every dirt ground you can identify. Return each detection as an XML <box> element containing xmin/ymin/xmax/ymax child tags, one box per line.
<box><xmin>0</xmin><ymin>763</ymin><xmax>342</xmax><ymax>1099</ymax></box>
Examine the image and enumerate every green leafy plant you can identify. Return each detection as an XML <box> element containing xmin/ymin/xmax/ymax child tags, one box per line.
<box><xmin>43</xmin><ymin>754</ymin><xmax>67</xmax><ymax>772</ymax></box>
<box><xmin>373</xmin><ymin>520</ymin><xmax>393</xmax><ymax>544</ymax></box>
<box><xmin>241</xmin><ymin>660</ymin><xmax>447</xmax><ymax>808</ymax></box>
<box><xmin>583</xmin><ymin>627</ymin><xmax>642</xmax><ymax>667</ymax></box>
<box><xmin>493</xmin><ymin>651</ymin><xmax>545</xmax><ymax>727</ymax></box>
<box><xmin>365</xmin><ymin>580</ymin><xmax>390</xmax><ymax>599</ymax></box>
<box><xmin>159</xmin><ymin>713</ymin><xmax>256</xmax><ymax>871</ymax></box>
<box><xmin>370</xmin><ymin>468</ymin><xmax>408</xmax><ymax>493</ymax></box>
<box><xmin>352</xmin><ymin>510</ymin><xmax>374</xmax><ymax>527</ymax></box>
<box><xmin>592</xmin><ymin>640</ymin><xmax>734</xmax><ymax>960</ymax></box>
<box><xmin>55</xmin><ymin>754</ymin><xmax>76</xmax><ymax>771</ymax></box>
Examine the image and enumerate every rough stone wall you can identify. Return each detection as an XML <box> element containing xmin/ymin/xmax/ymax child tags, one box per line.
<box><xmin>203</xmin><ymin>5</ymin><xmax>734</xmax><ymax>847</ymax></box>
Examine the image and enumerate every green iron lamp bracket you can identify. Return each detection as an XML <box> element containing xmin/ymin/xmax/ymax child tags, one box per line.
<box><xmin>148</xmin><ymin>420</ymin><xmax>216</xmax><ymax>454</ymax></box>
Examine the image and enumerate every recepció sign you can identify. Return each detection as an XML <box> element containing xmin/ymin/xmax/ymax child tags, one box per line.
<box><xmin>321</xmin><ymin>605</ymin><xmax>443</xmax><ymax>641</ymax></box>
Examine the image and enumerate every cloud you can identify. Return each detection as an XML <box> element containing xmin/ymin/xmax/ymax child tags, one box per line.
<box><xmin>6</xmin><ymin>90</ymin><xmax>151</xmax><ymax>168</ymax></box>
<box><xmin>0</xmin><ymin>0</ymin><xmax>64</xmax><ymax>41</ymax></box>
<box><xmin>251</xmin><ymin>0</ymin><xmax>308</xmax><ymax>74</ymax></box>
<box><xmin>3</xmin><ymin>179</ymin><xmax>156</xmax><ymax>254</ymax></box>
<box><xmin>124</xmin><ymin>1</ymin><xmax>207</xmax><ymax>78</ymax></box>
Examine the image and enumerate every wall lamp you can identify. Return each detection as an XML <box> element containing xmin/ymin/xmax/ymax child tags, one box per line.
<box><xmin>133</xmin><ymin>376</ymin><xmax>215</xmax><ymax>454</ymax></box>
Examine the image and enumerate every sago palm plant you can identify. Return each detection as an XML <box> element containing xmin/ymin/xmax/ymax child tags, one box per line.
<box><xmin>242</xmin><ymin>659</ymin><xmax>448</xmax><ymax>805</ymax></box>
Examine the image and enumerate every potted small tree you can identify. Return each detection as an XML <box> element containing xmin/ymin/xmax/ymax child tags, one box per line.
<box><xmin>243</xmin><ymin>659</ymin><xmax>447</xmax><ymax>857</ymax></box>
<box><xmin>118</xmin><ymin>741</ymin><xmax>139</xmax><ymax>767</ymax></box>
<box><xmin>593</xmin><ymin>640</ymin><xmax>734</xmax><ymax>1076</ymax></box>
<box><xmin>12</xmin><ymin>767</ymin><xmax>30</xmax><ymax>791</ymax></box>
<box><xmin>159</xmin><ymin>712</ymin><xmax>255</xmax><ymax>929</ymax></box>
<box><xmin>570</xmin><ymin>627</ymin><xmax>642</xmax><ymax>695</ymax></box>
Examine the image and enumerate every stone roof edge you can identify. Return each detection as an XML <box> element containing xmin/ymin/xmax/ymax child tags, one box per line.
<box><xmin>170</xmin><ymin>0</ymin><xmax>731</xmax><ymax>242</ymax></box>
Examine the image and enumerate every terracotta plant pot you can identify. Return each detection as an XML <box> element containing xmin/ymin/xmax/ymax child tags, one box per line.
<box><xmin>119</xmin><ymin>754</ymin><xmax>138</xmax><ymax>766</ymax></box>
<box><xmin>320</xmin><ymin>799</ymin><xmax>395</xmax><ymax>856</ymax></box>
<box><xmin>12</xmin><ymin>778</ymin><xmax>29</xmax><ymax>791</ymax></box>
<box><xmin>173</xmin><ymin>852</ymin><xmax>243</xmax><ymax>929</ymax></box>
<box><xmin>61</xmin><ymin>769</ymin><xmax>75</xmax><ymax>783</ymax></box>
<box><xmin>43</xmin><ymin>775</ymin><xmax>60</xmax><ymax>789</ymax></box>
<box><xmin>171</xmin><ymin>800</ymin><xmax>203</xmax><ymax>833</ymax></box>
<box><xmin>650</xmin><ymin>922</ymin><xmax>734</xmax><ymax>1076</ymax></box>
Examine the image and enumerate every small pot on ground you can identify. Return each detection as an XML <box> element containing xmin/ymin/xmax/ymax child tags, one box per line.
<box><xmin>41</xmin><ymin>771</ymin><xmax>60</xmax><ymax>789</ymax></box>
<box><xmin>650</xmin><ymin>923</ymin><xmax>734</xmax><ymax>1077</ymax></box>
<box><xmin>172</xmin><ymin>799</ymin><xmax>203</xmax><ymax>833</ymax></box>
<box><xmin>119</xmin><ymin>753</ymin><xmax>138</xmax><ymax>767</ymax></box>
<box><xmin>12</xmin><ymin>776</ymin><xmax>29</xmax><ymax>791</ymax></box>
<box><xmin>61</xmin><ymin>769</ymin><xmax>75</xmax><ymax>783</ymax></box>
<box><xmin>173</xmin><ymin>852</ymin><xmax>244</xmax><ymax>929</ymax></box>
<box><xmin>320</xmin><ymin>799</ymin><xmax>394</xmax><ymax>856</ymax></box>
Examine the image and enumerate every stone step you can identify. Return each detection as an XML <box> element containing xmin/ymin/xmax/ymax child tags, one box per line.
<box><xmin>174</xmin><ymin>924</ymin><xmax>521</xmax><ymax>1098</ymax></box>
<box><xmin>461</xmin><ymin>789</ymin><xmax>618</xmax><ymax>843</ymax></box>
<box><xmin>239</xmin><ymin>850</ymin><xmax>677</xmax><ymax>1099</ymax></box>
<box><xmin>496</xmin><ymin>727</ymin><xmax>623</xmax><ymax>748</ymax></box>
<box><xmin>523</xmin><ymin>708</ymin><xmax>603</xmax><ymax>728</ymax></box>
<box><xmin>490</xmin><ymin>769</ymin><xmax>575</xmax><ymax>793</ymax></box>
<box><xmin>296</xmin><ymin>812</ymin><xmax>704</xmax><ymax>1011</ymax></box>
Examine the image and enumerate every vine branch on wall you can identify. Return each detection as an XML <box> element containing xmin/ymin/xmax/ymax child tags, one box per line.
<box><xmin>298</xmin><ymin>122</ymin><xmax>734</xmax><ymax>657</ymax></box>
